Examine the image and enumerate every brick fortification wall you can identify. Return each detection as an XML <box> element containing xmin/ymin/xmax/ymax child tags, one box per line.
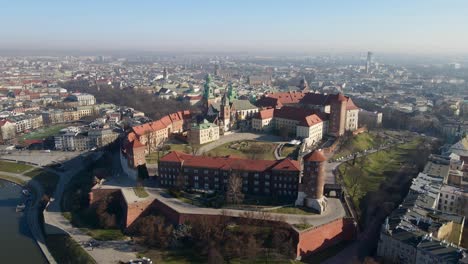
<box><xmin>90</xmin><ymin>188</ymin><xmax>356</xmax><ymax>258</ymax></box>
<box><xmin>89</xmin><ymin>189</ymin><xmax>120</xmax><ymax>205</ymax></box>
<box><xmin>295</xmin><ymin>218</ymin><xmax>356</xmax><ymax>258</ymax></box>
<box><xmin>125</xmin><ymin>199</ymin><xmax>154</xmax><ymax>227</ymax></box>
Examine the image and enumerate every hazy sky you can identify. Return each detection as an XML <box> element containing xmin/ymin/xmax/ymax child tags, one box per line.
<box><xmin>1</xmin><ymin>0</ymin><xmax>468</xmax><ymax>54</ymax></box>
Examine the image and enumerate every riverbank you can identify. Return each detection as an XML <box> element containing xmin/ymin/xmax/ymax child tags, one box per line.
<box><xmin>0</xmin><ymin>169</ymin><xmax>56</xmax><ymax>263</ymax></box>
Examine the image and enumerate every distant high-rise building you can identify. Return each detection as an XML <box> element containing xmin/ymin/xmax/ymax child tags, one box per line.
<box><xmin>366</xmin><ymin>51</ymin><xmax>373</xmax><ymax>73</ymax></box>
<box><xmin>163</xmin><ymin>67</ymin><xmax>168</xmax><ymax>80</ymax></box>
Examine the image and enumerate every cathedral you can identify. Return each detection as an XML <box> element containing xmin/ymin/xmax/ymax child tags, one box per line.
<box><xmin>202</xmin><ymin>74</ymin><xmax>258</xmax><ymax>133</ymax></box>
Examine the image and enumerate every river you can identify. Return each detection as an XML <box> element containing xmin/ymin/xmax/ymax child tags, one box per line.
<box><xmin>0</xmin><ymin>179</ymin><xmax>47</xmax><ymax>263</ymax></box>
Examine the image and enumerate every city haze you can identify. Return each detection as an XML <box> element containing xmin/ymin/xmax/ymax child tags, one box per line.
<box><xmin>1</xmin><ymin>0</ymin><xmax>468</xmax><ymax>55</ymax></box>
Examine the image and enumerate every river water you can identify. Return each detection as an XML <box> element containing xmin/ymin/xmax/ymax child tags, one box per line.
<box><xmin>0</xmin><ymin>179</ymin><xmax>47</xmax><ymax>263</ymax></box>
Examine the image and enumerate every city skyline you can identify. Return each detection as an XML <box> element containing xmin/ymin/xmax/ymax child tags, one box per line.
<box><xmin>2</xmin><ymin>0</ymin><xmax>468</xmax><ymax>55</ymax></box>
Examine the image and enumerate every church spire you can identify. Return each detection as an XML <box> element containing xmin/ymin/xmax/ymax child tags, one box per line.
<box><xmin>203</xmin><ymin>74</ymin><xmax>215</xmax><ymax>99</ymax></box>
<box><xmin>226</xmin><ymin>82</ymin><xmax>237</xmax><ymax>102</ymax></box>
<box><xmin>298</xmin><ymin>76</ymin><xmax>309</xmax><ymax>92</ymax></box>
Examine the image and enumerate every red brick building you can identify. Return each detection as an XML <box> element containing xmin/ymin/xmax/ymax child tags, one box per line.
<box><xmin>158</xmin><ymin>151</ymin><xmax>301</xmax><ymax>198</ymax></box>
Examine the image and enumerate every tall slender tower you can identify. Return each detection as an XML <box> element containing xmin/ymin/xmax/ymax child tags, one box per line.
<box><xmin>220</xmin><ymin>92</ymin><xmax>231</xmax><ymax>132</ymax></box>
<box><xmin>329</xmin><ymin>93</ymin><xmax>347</xmax><ymax>137</ymax></box>
<box><xmin>365</xmin><ymin>51</ymin><xmax>373</xmax><ymax>73</ymax></box>
<box><xmin>295</xmin><ymin>149</ymin><xmax>328</xmax><ymax>213</ymax></box>
<box><xmin>202</xmin><ymin>74</ymin><xmax>216</xmax><ymax>113</ymax></box>
<box><xmin>163</xmin><ymin>67</ymin><xmax>168</xmax><ymax>80</ymax></box>
<box><xmin>298</xmin><ymin>76</ymin><xmax>310</xmax><ymax>92</ymax></box>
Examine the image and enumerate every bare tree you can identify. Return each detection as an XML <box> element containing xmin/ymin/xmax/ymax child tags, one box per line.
<box><xmin>347</xmin><ymin>167</ymin><xmax>362</xmax><ymax>200</ymax></box>
<box><xmin>226</xmin><ymin>173</ymin><xmax>244</xmax><ymax>205</ymax></box>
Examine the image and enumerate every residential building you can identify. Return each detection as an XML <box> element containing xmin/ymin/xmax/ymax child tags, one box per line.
<box><xmin>65</xmin><ymin>93</ymin><xmax>96</xmax><ymax>106</ymax></box>
<box><xmin>0</xmin><ymin>120</ymin><xmax>16</xmax><ymax>143</ymax></box>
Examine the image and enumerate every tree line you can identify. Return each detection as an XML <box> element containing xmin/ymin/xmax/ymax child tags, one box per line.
<box><xmin>61</xmin><ymin>80</ymin><xmax>197</xmax><ymax>120</ymax></box>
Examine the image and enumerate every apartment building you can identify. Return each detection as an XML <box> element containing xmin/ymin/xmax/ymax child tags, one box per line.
<box><xmin>66</xmin><ymin>93</ymin><xmax>96</xmax><ymax>106</ymax></box>
<box><xmin>0</xmin><ymin>120</ymin><xmax>16</xmax><ymax>143</ymax></box>
<box><xmin>9</xmin><ymin>114</ymin><xmax>43</xmax><ymax>133</ymax></box>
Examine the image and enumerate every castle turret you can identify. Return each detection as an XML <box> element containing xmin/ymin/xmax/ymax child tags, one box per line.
<box><xmin>295</xmin><ymin>149</ymin><xmax>328</xmax><ymax>213</ymax></box>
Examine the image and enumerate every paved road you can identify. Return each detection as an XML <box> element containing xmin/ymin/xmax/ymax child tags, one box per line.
<box><xmin>197</xmin><ymin>132</ymin><xmax>284</xmax><ymax>154</ymax></box>
<box><xmin>0</xmin><ymin>150</ymin><xmax>84</xmax><ymax>167</ymax></box>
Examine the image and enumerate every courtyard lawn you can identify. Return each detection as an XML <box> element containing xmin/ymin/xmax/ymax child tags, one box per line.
<box><xmin>281</xmin><ymin>145</ymin><xmax>299</xmax><ymax>158</ymax></box>
<box><xmin>205</xmin><ymin>140</ymin><xmax>278</xmax><ymax>160</ymax></box>
<box><xmin>0</xmin><ymin>160</ymin><xmax>34</xmax><ymax>174</ymax></box>
<box><xmin>45</xmin><ymin>234</ymin><xmax>97</xmax><ymax>264</ymax></box>
<box><xmin>133</xmin><ymin>186</ymin><xmax>149</xmax><ymax>198</ymax></box>
<box><xmin>333</xmin><ymin>132</ymin><xmax>385</xmax><ymax>159</ymax></box>
<box><xmin>268</xmin><ymin>206</ymin><xmax>317</xmax><ymax>215</ymax></box>
<box><xmin>20</xmin><ymin>124</ymin><xmax>68</xmax><ymax>141</ymax></box>
<box><xmin>339</xmin><ymin>137</ymin><xmax>423</xmax><ymax>214</ymax></box>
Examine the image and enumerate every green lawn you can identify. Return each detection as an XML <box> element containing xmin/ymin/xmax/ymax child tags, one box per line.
<box><xmin>45</xmin><ymin>234</ymin><xmax>96</xmax><ymax>264</ymax></box>
<box><xmin>205</xmin><ymin>140</ymin><xmax>278</xmax><ymax>160</ymax></box>
<box><xmin>0</xmin><ymin>160</ymin><xmax>34</xmax><ymax>174</ymax></box>
<box><xmin>281</xmin><ymin>145</ymin><xmax>299</xmax><ymax>158</ymax></box>
<box><xmin>20</xmin><ymin>124</ymin><xmax>68</xmax><ymax>141</ymax></box>
<box><xmin>83</xmin><ymin>228</ymin><xmax>126</xmax><ymax>241</ymax></box>
<box><xmin>133</xmin><ymin>186</ymin><xmax>149</xmax><ymax>198</ymax></box>
<box><xmin>24</xmin><ymin>168</ymin><xmax>44</xmax><ymax>178</ymax></box>
<box><xmin>293</xmin><ymin>223</ymin><xmax>314</xmax><ymax>230</ymax></box>
<box><xmin>268</xmin><ymin>206</ymin><xmax>317</xmax><ymax>215</ymax></box>
<box><xmin>333</xmin><ymin>132</ymin><xmax>385</xmax><ymax>159</ymax></box>
<box><xmin>340</xmin><ymin>138</ymin><xmax>422</xmax><ymax>213</ymax></box>
<box><xmin>0</xmin><ymin>174</ymin><xmax>27</xmax><ymax>185</ymax></box>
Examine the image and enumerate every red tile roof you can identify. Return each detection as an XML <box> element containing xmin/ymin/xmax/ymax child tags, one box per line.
<box><xmin>271</xmin><ymin>158</ymin><xmax>301</xmax><ymax>171</ymax></box>
<box><xmin>150</xmin><ymin>120</ymin><xmax>166</xmax><ymax>131</ymax></box>
<box><xmin>132</xmin><ymin>123</ymin><xmax>153</xmax><ymax>136</ymax></box>
<box><xmin>160</xmin><ymin>115</ymin><xmax>173</xmax><ymax>127</ymax></box>
<box><xmin>303</xmin><ymin>150</ymin><xmax>327</xmax><ymax>162</ymax></box>
<box><xmin>346</xmin><ymin>98</ymin><xmax>359</xmax><ymax>110</ymax></box>
<box><xmin>300</xmin><ymin>114</ymin><xmax>323</xmax><ymax>127</ymax></box>
<box><xmin>256</xmin><ymin>108</ymin><xmax>274</xmax><ymax>119</ymax></box>
<box><xmin>159</xmin><ymin>151</ymin><xmax>300</xmax><ymax>172</ymax></box>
